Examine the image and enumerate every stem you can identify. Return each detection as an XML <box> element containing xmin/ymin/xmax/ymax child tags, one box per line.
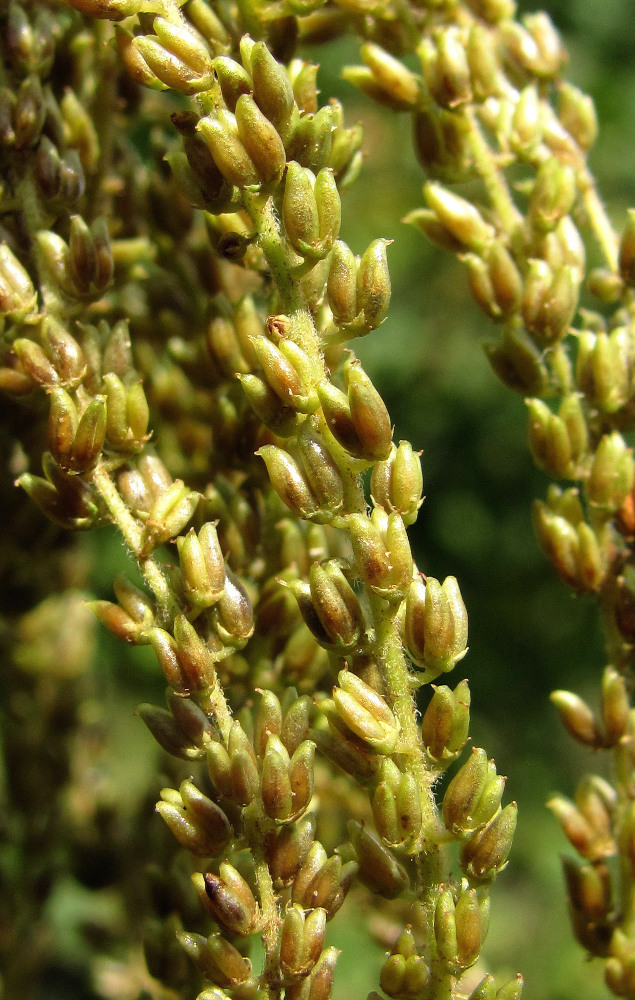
<box><xmin>577</xmin><ymin>166</ymin><xmax>620</xmax><ymax>273</ymax></box>
<box><xmin>466</xmin><ymin>107</ymin><xmax>524</xmax><ymax>237</ymax></box>
<box><xmin>88</xmin><ymin>461</ymin><xmax>177</xmax><ymax>619</ymax></box>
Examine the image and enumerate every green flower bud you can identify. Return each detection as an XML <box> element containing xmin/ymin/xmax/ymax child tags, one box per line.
<box><xmin>285</xmin><ymin>947</ymin><xmax>340</xmax><ymax>1000</ymax></box>
<box><xmin>258</xmin><ymin>446</ymin><xmax>320</xmax><ymax>520</ymax></box>
<box><xmin>576</xmin><ymin>328</ymin><xmax>632</xmax><ymax>415</ymax></box>
<box><xmin>587</xmin><ymin>432</ymin><xmax>634</xmax><ymax>513</ymax></box>
<box><xmin>250</xmin><ymin>40</ymin><xmax>295</xmax><ymax>137</ymax></box>
<box><xmin>212</xmin><ymin>567</ymin><xmax>254</xmax><ymax>648</ymax></box>
<box><xmin>422</xmin><ymin>679</ymin><xmax>471</xmax><ymax>765</ymax></box>
<box><xmin>202</xmin><ymin>863</ymin><xmax>259</xmax><ymax>936</ymax></box>
<box><xmin>331</xmin><ymin>670</ymin><xmax>399</xmax><ymax>752</ymax></box>
<box><xmin>308</xmin><ymin>562</ymin><xmax>364</xmax><ymax>649</ymax></box>
<box><xmin>283</xmin><ymin>161</ymin><xmax>320</xmax><ymax>258</ymax></box>
<box><xmin>547</xmin><ymin>792</ymin><xmax>614</xmax><ymax>862</ymax></box>
<box><xmin>280</xmin><ymin>904</ymin><xmax>327</xmax><ymax>982</ymax></box>
<box><xmin>178</xmin><ymin>931</ymin><xmax>251</xmax><ymax>987</ymax></box>
<box><xmin>526</xmin><ymin>398</ymin><xmax>573</xmax><ymax>479</ymax></box>
<box><xmin>177</xmin><ymin>524</ymin><xmax>226</xmax><ymax>609</ymax></box>
<box><xmin>532</xmin><ymin>499</ymin><xmax>605</xmax><ymax>593</ymax></box>
<box><xmin>352</xmin><ymin>43</ymin><xmax>420</xmax><ymax>109</ymax></box>
<box><xmin>133</xmin><ymin>17</ymin><xmax>213</xmax><ymax>94</ymax></box>
<box><xmin>412</xmin><ymin>105</ymin><xmax>473</xmax><ymax>184</ymax></box>
<box><xmin>235</xmin><ymin>93</ymin><xmax>286</xmax><ymax>185</ymax></box>
<box><xmin>137</xmin><ymin>703</ymin><xmax>204</xmax><ymax>760</ymax></box>
<box><xmin>418</xmin><ymin>29</ymin><xmax>472</xmax><ymax>109</ymax></box>
<box><xmin>251</xmin><ymin>334</ymin><xmax>317</xmax><ymax>412</ymax></box>
<box><xmin>285</xmin><ymin>104</ymin><xmax>334</xmax><ymax>175</ymax></box>
<box><xmin>484</xmin><ymin>321</ymin><xmax>549</xmax><ymax>397</ymax></box>
<box><xmin>522</xmin><ymin>260</ymin><xmax>578</xmax><ymax>345</ymax></box>
<box><xmin>558</xmin><ymin>82</ymin><xmax>597</xmax><ymax>151</ymax></box>
<box><xmin>529</xmin><ymin>159</ymin><xmax>577</xmax><ymax>233</ymax></box>
<box><xmin>356</xmin><ymin>239</ymin><xmax>391</xmax><ymax>331</ymax></box>
<box><xmin>268</xmin><ymin>814</ymin><xmax>316</xmax><ymax>887</ymax></box>
<box><xmin>348</xmin><ymin>509</ymin><xmax>412</xmax><ymax>598</ymax></box>
<box><xmin>141</xmin><ymin>480</ymin><xmax>199</xmax><ymax>554</ymax></box>
<box><xmin>372</xmin><ymin>762</ymin><xmax>422</xmax><ymax>848</ymax></box>
<box><xmin>198</xmin><ymin>111</ymin><xmax>259</xmax><ymax>188</ymax></box>
<box><xmin>424</xmin><ymin>182</ymin><xmax>493</xmax><ymax>251</ymax></box>
<box><xmin>327</xmin><ymin>241</ymin><xmax>358</xmax><ymax>325</ymax></box>
<box><xmin>404</xmin><ymin>575</ymin><xmax>468</xmax><ymax>680</ymax></box>
<box><xmin>371</xmin><ymin>441</ymin><xmax>423</xmax><ymax>526</ymax></box>
<box><xmin>157</xmin><ymin>779</ymin><xmax>232</xmax><ymax>856</ymax></box>
<box><xmin>510</xmin><ymin>85</ymin><xmax>542</xmax><ymax>157</ymax></box>
<box><xmin>0</xmin><ymin>244</ymin><xmax>37</xmax><ymax>318</ymax></box>
<box><xmin>460</xmin><ymin>802</ymin><xmax>517</xmax><ymax>879</ymax></box>
<box><xmin>442</xmin><ymin>748</ymin><xmax>503</xmax><ymax>836</ymax></box>
<box><xmin>292</xmin><ymin>842</ymin><xmax>357</xmax><ymax>918</ymax></box>
<box><xmin>213</xmin><ymin>55</ymin><xmax>252</xmax><ymax>111</ymax></box>
<box><xmin>261</xmin><ymin>733</ymin><xmax>294</xmax><ymax>820</ymax></box>
<box><xmin>550</xmin><ymin>690</ymin><xmax>601</xmax><ymax>747</ymax></box>
<box><xmin>601</xmin><ymin>666</ymin><xmax>630</xmax><ymax>747</ymax></box>
<box><xmin>347</xmin><ymin>820</ymin><xmax>408</xmax><ymax>898</ymax></box>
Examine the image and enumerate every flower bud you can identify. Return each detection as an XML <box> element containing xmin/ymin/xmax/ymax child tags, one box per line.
<box><xmin>202</xmin><ymin>863</ymin><xmax>259</xmax><ymax>936</ymax></box>
<box><xmin>280</xmin><ymin>904</ymin><xmax>326</xmax><ymax>982</ymax></box>
<box><xmin>547</xmin><ymin>793</ymin><xmax>614</xmax><ymax>862</ymax></box>
<box><xmin>601</xmin><ymin>666</ymin><xmax>630</xmax><ymax>747</ymax></box>
<box><xmin>177</xmin><ymin>524</ymin><xmax>226</xmax><ymax>610</ymax></box>
<box><xmin>443</xmin><ymin>748</ymin><xmax>504</xmax><ymax>836</ymax></box>
<box><xmin>356</xmin><ymin>239</ymin><xmax>391</xmax><ymax>331</ymax></box>
<box><xmin>424</xmin><ymin>182</ymin><xmax>494</xmax><ymax>252</ymax></box>
<box><xmin>178</xmin><ymin>931</ymin><xmax>251</xmax><ymax>987</ymax></box>
<box><xmin>285</xmin><ymin>947</ymin><xmax>340</xmax><ymax>1000</ymax></box>
<box><xmin>348</xmin><ymin>820</ymin><xmax>409</xmax><ymax>898</ymax></box>
<box><xmin>484</xmin><ymin>322</ymin><xmax>548</xmax><ymax>397</ymax></box>
<box><xmin>268</xmin><ymin>814</ymin><xmax>316</xmax><ymax>887</ymax></box>
<box><xmin>137</xmin><ymin>703</ymin><xmax>204</xmax><ymax>760</ymax></box>
<box><xmin>142</xmin><ymin>480</ymin><xmax>199</xmax><ymax>554</ymax></box>
<box><xmin>331</xmin><ymin>670</ymin><xmax>399</xmax><ymax>752</ymax></box>
<box><xmin>250</xmin><ymin>40</ymin><xmax>295</xmax><ymax>137</ymax></box>
<box><xmin>372</xmin><ymin>760</ymin><xmax>422</xmax><ymax>848</ymax></box>
<box><xmin>422</xmin><ymin>679</ymin><xmax>471</xmax><ymax>765</ymax></box>
<box><xmin>404</xmin><ymin>576</ymin><xmax>468</xmax><ymax>680</ymax></box>
<box><xmin>133</xmin><ymin>17</ymin><xmax>214</xmax><ymax>95</ymax></box>
<box><xmin>587</xmin><ymin>432</ymin><xmax>634</xmax><ymax>513</ymax></box>
<box><xmin>348</xmin><ymin>509</ymin><xmax>412</xmax><ymax>598</ymax></box>
<box><xmin>307</xmin><ymin>562</ymin><xmax>365</xmax><ymax>648</ymax></box>
<box><xmin>460</xmin><ymin>802</ymin><xmax>517</xmax><ymax>879</ymax></box>
<box><xmin>371</xmin><ymin>441</ymin><xmax>423</xmax><ymax>526</ymax></box>
<box><xmin>235</xmin><ymin>93</ymin><xmax>286</xmax><ymax>185</ymax></box>
<box><xmin>157</xmin><ymin>780</ymin><xmax>232</xmax><ymax>856</ymax></box>
<box><xmin>0</xmin><ymin>244</ymin><xmax>37</xmax><ymax>318</ymax></box>
<box><xmin>550</xmin><ymin>690</ymin><xmax>601</xmax><ymax>747</ymax></box>
<box><xmin>198</xmin><ymin>110</ymin><xmax>259</xmax><ymax>188</ymax></box>
<box><xmin>529</xmin><ymin>159</ymin><xmax>577</xmax><ymax>233</ymax></box>
<box><xmin>619</xmin><ymin>210</ymin><xmax>635</xmax><ymax>288</ymax></box>
<box><xmin>292</xmin><ymin>842</ymin><xmax>357</xmax><ymax>918</ymax></box>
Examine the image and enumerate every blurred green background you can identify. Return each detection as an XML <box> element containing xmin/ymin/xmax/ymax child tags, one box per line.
<box><xmin>34</xmin><ymin>2</ymin><xmax>635</xmax><ymax>998</ymax></box>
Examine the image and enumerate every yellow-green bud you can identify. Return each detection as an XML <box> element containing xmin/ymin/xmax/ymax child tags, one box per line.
<box><xmin>157</xmin><ymin>780</ymin><xmax>232</xmax><ymax>856</ymax></box>
<box><xmin>202</xmin><ymin>863</ymin><xmax>258</xmax><ymax>936</ymax></box>
<box><xmin>424</xmin><ymin>182</ymin><xmax>493</xmax><ymax>251</ymax></box>
<box><xmin>587</xmin><ymin>432</ymin><xmax>634</xmax><ymax>513</ymax></box>
<box><xmin>460</xmin><ymin>802</ymin><xmax>517</xmax><ymax>879</ymax></box>
<box><xmin>331</xmin><ymin>670</ymin><xmax>399</xmax><ymax>752</ymax></box>
<box><xmin>550</xmin><ymin>690</ymin><xmax>601</xmax><ymax>747</ymax></box>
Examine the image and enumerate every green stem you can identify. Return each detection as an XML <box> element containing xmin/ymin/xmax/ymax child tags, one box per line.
<box><xmin>577</xmin><ymin>166</ymin><xmax>620</xmax><ymax>273</ymax></box>
<box><xmin>89</xmin><ymin>461</ymin><xmax>177</xmax><ymax>620</ymax></box>
<box><xmin>466</xmin><ymin>107</ymin><xmax>524</xmax><ymax>238</ymax></box>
